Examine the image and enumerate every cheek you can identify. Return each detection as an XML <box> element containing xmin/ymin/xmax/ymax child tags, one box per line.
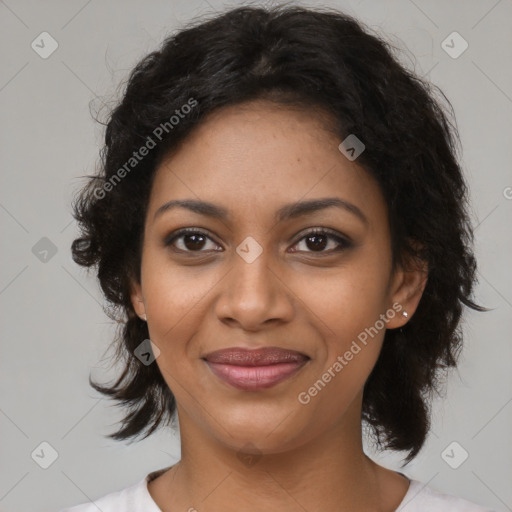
<box><xmin>140</xmin><ymin>255</ymin><xmax>219</xmax><ymax>379</ymax></box>
<box><xmin>142</xmin><ymin>250</ymin><xmax>216</xmax><ymax>328</ymax></box>
<box><xmin>291</xmin><ymin>253</ymin><xmax>391</xmax><ymax>343</ymax></box>
<box><xmin>289</xmin><ymin>252</ymin><xmax>391</xmax><ymax>389</ymax></box>
<box><xmin>294</xmin><ymin>280</ymin><xmax>387</xmax><ymax>429</ymax></box>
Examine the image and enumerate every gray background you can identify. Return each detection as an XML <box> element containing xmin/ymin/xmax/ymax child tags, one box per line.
<box><xmin>0</xmin><ymin>0</ymin><xmax>511</xmax><ymax>511</ymax></box>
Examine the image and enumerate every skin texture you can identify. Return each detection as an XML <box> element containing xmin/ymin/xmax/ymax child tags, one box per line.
<box><xmin>130</xmin><ymin>99</ymin><xmax>427</xmax><ymax>512</ymax></box>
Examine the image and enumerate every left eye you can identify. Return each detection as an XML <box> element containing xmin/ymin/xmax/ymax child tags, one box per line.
<box><xmin>291</xmin><ymin>229</ymin><xmax>351</xmax><ymax>253</ymax></box>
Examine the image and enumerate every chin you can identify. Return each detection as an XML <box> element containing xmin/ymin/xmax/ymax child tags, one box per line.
<box><xmin>209</xmin><ymin>412</ymin><xmax>311</xmax><ymax>456</ymax></box>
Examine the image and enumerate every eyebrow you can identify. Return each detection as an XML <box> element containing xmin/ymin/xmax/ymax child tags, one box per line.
<box><xmin>153</xmin><ymin>197</ymin><xmax>368</xmax><ymax>225</ymax></box>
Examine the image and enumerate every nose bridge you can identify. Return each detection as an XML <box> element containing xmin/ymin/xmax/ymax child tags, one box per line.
<box><xmin>215</xmin><ymin>239</ymin><xmax>292</xmax><ymax>328</ymax></box>
<box><xmin>230</xmin><ymin>242</ymin><xmax>275</xmax><ymax>306</ymax></box>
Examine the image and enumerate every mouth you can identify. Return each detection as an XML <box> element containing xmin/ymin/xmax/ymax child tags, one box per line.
<box><xmin>202</xmin><ymin>347</ymin><xmax>309</xmax><ymax>391</ymax></box>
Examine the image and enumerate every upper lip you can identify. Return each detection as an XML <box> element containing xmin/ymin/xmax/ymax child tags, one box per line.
<box><xmin>203</xmin><ymin>347</ymin><xmax>309</xmax><ymax>366</ymax></box>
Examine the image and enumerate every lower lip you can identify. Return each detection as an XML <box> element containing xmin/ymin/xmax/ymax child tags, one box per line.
<box><xmin>205</xmin><ymin>360</ymin><xmax>307</xmax><ymax>391</ymax></box>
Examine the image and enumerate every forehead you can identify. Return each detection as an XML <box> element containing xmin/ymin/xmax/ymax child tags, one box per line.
<box><xmin>148</xmin><ymin>100</ymin><xmax>386</xmax><ymax>227</ymax></box>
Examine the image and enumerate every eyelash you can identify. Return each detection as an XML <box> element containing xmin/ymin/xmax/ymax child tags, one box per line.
<box><xmin>163</xmin><ymin>227</ymin><xmax>352</xmax><ymax>255</ymax></box>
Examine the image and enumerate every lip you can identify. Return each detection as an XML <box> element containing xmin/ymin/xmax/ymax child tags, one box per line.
<box><xmin>203</xmin><ymin>347</ymin><xmax>309</xmax><ymax>391</ymax></box>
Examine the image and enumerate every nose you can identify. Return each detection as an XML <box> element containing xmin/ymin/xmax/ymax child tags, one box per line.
<box><xmin>214</xmin><ymin>249</ymin><xmax>295</xmax><ymax>332</ymax></box>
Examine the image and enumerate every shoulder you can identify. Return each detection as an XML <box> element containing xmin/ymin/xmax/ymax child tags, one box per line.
<box><xmin>57</xmin><ymin>475</ymin><xmax>161</xmax><ymax>512</ymax></box>
<box><xmin>397</xmin><ymin>479</ymin><xmax>496</xmax><ymax>512</ymax></box>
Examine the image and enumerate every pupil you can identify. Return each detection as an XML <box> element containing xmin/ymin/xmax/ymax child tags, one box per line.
<box><xmin>185</xmin><ymin>234</ymin><xmax>205</xmax><ymax>250</ymax></box>
<box><xmin>306</xmin><ymin>234</ymin><xmax>327</xmax><ymax>251</ymax></box>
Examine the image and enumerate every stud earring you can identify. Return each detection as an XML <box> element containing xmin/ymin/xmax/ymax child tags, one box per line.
<box><xmin>402</xmin><ymin>311</ymin><xmax>408</xmax><ymax>318</ymax></box>
<box><xmin>141</xmin><ymin>313</ymin><xmax>147</xmax><ymax>321</ymax></box>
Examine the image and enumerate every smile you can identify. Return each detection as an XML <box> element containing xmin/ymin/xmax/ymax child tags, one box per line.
<box><xmin>203</xmin><ymin>347</ymin><xmax>309</xmax><ymax>391</ymax></box>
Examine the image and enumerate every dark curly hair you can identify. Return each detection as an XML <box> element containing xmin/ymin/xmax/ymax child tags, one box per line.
<box><xmin>71</xmin><ymin>4</ymin><xmax>485</xmax><ymax>464</ymax></box>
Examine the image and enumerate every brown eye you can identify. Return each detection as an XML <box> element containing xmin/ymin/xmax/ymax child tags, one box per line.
<box><xmin>181</xmin><ymin>233</ymin><xmax>208</xmax><ymax>251</ymax></box>
<box><xmin>164</xmin><ymin>229</ymin><xmax>221</xmax><ymax>253</ymax></box>
<box><xmin>291</xmin><ymin>228</ymin><xmax>351</xmax><ymax>254</ymax></box>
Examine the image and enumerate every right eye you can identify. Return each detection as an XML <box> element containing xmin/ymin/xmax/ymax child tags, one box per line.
<box><xmin>164</xmin><ymin>228</ymin><xmax>223</xmax><ymax>253</ymax></box>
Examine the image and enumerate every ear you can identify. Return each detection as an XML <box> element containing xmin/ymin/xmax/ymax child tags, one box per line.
<box><xmin>130</xmin><ymin>279</ymin><xmax>147</xmax><ymax>321</ymax></box>
<box><xmin>386</xmin><ymin>250</ymin><xmax>428</xmax><ymax>329</ymax></box>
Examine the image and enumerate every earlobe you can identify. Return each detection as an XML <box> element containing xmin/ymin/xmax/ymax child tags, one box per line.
<box><xmin>387</xmin><ymin>256</ymin><xmax>428</xmax><ymax>329</ymax></box>
<box><xmin>129</xmin><ymin>281</ymin><xmax>147</xmax><ymax>321</ymax></box>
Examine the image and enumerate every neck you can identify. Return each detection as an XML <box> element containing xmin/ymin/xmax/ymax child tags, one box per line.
<box><xmin>150</xmin><ymin>395</ymin><xmax>408</xmax><ymax>512</ymax></box>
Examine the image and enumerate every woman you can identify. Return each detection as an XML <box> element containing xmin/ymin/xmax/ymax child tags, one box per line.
<box><xmin>62</xmin><ymin>4</ymin><xmax>494</xmax><ymax>511</ymax></box>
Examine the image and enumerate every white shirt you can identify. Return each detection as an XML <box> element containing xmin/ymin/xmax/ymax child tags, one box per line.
<box><xmin>59</xmin><ymin>468</ymin><xmax>495</xmax><ymax>512</ymax></box>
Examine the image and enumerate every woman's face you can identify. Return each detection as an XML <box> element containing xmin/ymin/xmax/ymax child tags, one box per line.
<box><xmin>131</xmin><ymin>100</ymin><xmax>423</xmax><ymax>455</ymax></box>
